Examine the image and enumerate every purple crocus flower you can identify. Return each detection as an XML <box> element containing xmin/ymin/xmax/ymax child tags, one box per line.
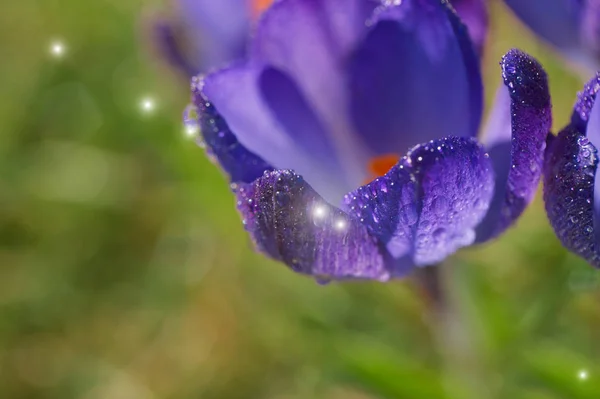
<box><xmin>544</xmin><ymin>74</ymin><xmax>600</xmax><ymax>268</ymax></box>
<box><xmin>156</xmin><ymin>0</ymin><xmax>487</xmax><ymax>76</ymax></box>
<box><xmin>502</xmin><ymin>0</ymin><xmax>600</xmax><ymax>72</ymax></box>
<box><xmin>189</xmin><ymin>0</ymin><xmax>551</xmax><ymax>282</ymax></box>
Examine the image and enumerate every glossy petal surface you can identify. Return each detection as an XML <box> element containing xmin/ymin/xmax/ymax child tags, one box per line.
<box><xmin>476</xmin><ymin>49</ymin><xmax>552</xmax><ymax>242</ymax></box>
<box><xmin>200</xmin><ymin>65</ymin><xmax>349</xmax><ymax>203</ymax></box>
<box><xmin>543</xmin><ymin>126</ymin><xmax>600</xmax><ymax>267</ymax></box>
<box><xmin>345</xmin><ymin>136</ymin><xmax>494</xmax><ymax>266</ymax></box>
<box><xmin>236</xmin><ymin>170</ymin><xmax>396</xmax><ymax>281</ymax></box>
<box><xmin>251</xmin><ymin>0</ymin><xmax>378</xmax><ymax>181</ymax></box>
<box><xmin>347</xmin><ymin>0</ymin><xmax>483</xmax><ymax>155</ymax></box>
<box><xmin>571</xmin><ymin>72</ymin><xmax>600</xmax><ymax>248</ymax></box>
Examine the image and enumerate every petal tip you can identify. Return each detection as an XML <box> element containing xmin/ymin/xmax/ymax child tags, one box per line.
<box><xmin>572</xmin><ymin>72</ymin><xmax>600</xmax><ymax>130</ymax></box>
<box><xmin>501</xmin><ymin>49</ymin><xmax>550</xmax><ymax>108</ymax></box>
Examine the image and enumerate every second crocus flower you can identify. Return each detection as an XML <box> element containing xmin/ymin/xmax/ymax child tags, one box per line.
<box><xmin>544</xmin><ymin>74</ymin><xmax>600</xmax><ymax>268</ymax></box>
<box><xmin>189</xmin><ymin>0</ymin><xmax>551</xmax><ymax>282</ymax></box>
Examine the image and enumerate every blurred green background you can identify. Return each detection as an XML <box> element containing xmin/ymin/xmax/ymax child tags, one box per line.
<box><xmin>1</xmin><ymin>0</ymin><xmax>599</xmax><ymax>398</ymax></box>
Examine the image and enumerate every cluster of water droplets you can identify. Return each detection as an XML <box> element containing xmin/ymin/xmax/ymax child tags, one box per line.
<box><xmin>235</xmin><ymin>170</ymin><xmax>392</xmax><ymax>282</ymax></box>
<box><xmin>495</xmin><ymin>49</ymin><xmax>551</xmax><ymax>237</ymax></box>
<box><xmin>345</xmin><ymin>136</ymin><xmax>494</xmax><ymax>266</ymax></box>
<box><xmin>543</xmin><ymin>127</ymin><xmax>600</xmax><ymax>267</ymax></box>
<box><xmin>409</xmin><ymin>138</ymin><xmax>493</xmax><ymax>265</ymax></box>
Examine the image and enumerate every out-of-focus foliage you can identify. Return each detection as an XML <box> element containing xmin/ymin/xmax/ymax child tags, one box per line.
<box><xmin>0</xmin><ymin>1</ymin><xmax>598</xmax><ymax>398</ymax></box>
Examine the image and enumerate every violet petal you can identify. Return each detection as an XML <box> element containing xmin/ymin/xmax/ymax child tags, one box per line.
<box><xmin>236</xmin><ymin>170</ymin><xmax>400</xmax><ymax>281</ymax></box>
<box><xmin>190</xmin><ymin>84</ymin><xmax>273</xmax><ymax>184</ymax></box>
<box><xmin>347</xmin><ymin>0</ymin><xmax>483</xmax><ymax>155</ymax></box>
<box><xmin>476</xmin><ymin>49</ymin><xmax>552</xmax><ymax>242</ymax></box>
<box><xmin>200</xmin><ymin>65</ymin><xmax>350</xmax><ymax>203</ymax></box>
<box><xmin>345</xmin><ymin>136</ymin><xmax>494</xmax><ymax>266</ymax></box>
<box><xmin>543</xmin><ymin>125</ymin><xmax>600</xmax><ymax>267</ymax></box>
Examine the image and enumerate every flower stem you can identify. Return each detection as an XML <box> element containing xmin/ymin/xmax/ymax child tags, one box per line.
<box><xmin>413</xmin><ymin>264</ymin><xmax>494</xmax><ymax>399</ymax></box>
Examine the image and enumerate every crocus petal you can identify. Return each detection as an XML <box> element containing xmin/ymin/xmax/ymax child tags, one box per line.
<box><xmin>251</xmin><ymin>0</ymin><xmax>379</xmax><ymax>182</ymax></box>
<box><xmin>236</xmin><ymin>169</ymin><xmax>397</xmax><ymax>281</ymax></box>
<box><xmin>343</xmin><ymin>156</ymin><xmax>418</xmax><ymax>260</ymax></box>
<box><xmin>345</xmin><ymin>136</ymin><xmax>494</xmax><ymax>266</ymax></box>
<box><xmin>572</xmin><ymin>72</ymin><xmax>600</xmax><ymax>131</ymax></box>
<box><xmin>476</xmin><ymin>49</ymin><xmax>552</xmax><ymax>242</ymax></box>
<box><xmin>502</xmin><ymin>0</ymin><xmax>583</xmax><ymax>60</ymax></box>
<box><xmin>190</xmin><ymin>85</ymin><xmax>273</xmax><ymax>184</ymax></box>
<box><xmin>200</xmin><ymin>64</ymin><xmax>350</xmax><ymax>203</ymax></box>
<box><xmin>543</xmin><ymin>126</ymin><xmax>600</xmax><ymax>267</ymax></box>
<box><xmin>451</xmin><ymin>0</ymin><xmax>488</xmax><ymax>54</ymax></box>
<box><xmin>177</xmin><ymin>0</ymin><xmax>249</xmax><ymax>73</ymax></box>
<box><xmin>347</xmin><ymin>0</ymin><xmax>483</xmax><ymax>156</ymax></box>
<box><xmin>571</xmin><ymin>73</ymin><xmax>600</xmax><ymax>250</ymax></box>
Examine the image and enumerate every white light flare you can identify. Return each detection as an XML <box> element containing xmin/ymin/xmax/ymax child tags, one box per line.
<box><xmin>50</xmin><ymin>40</ymin><xmax>66</xmax><ymax>58</ymax></box>
<box><xmin>140</xmin><ymin>97</ymin><xmax>155</xmax><ymax>114</ymax></box>
<box><xmin>313</xmin><ymin>205</ymin><xmax>327</xmax><ymax>220</ymax></box>
<box><xmin>185</xmin><ymin>124</ymin><xmax>199</xmax><ymax>138</ymax></box>
<box><xmin>578</xmin><ymin>369</ymin><xmax>589</xmax><ymax>381</ymax></box>
<box><xmin>335</xmin><ymin>219</ymin><xmax>347</xmax><ymax>231</ymax></box>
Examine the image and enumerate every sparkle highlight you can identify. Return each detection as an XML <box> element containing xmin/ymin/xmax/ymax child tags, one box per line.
<box><xmin>49</xmin><ymin>40</ymin><xmax>66</xmax><ymax>58</ymax></box>
<box><xmin>140</xmin><ymin>98</ymin><xmax>155</xmax><ymax>113</ymax></box>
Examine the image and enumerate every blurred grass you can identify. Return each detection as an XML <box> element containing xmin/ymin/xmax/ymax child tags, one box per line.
<box><xmin>0</xmin><ymin>0</ymin><xmax>599</xmax><ymax>398</ymax></box>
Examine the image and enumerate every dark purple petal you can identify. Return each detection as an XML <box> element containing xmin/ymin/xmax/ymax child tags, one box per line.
<box><xmin>503</xmin><ymin>0</ymin><xmax>583</xmax><ymax>57</ymax></box>
<box><xmin>347</xmin><ymin>0</ymin><xmax>483</xmax><ymax>156</ymax></box>
<box><xmin>236</xmin><ymin>170</ymin><xmax>402</xmax><ymax>281</ymax></box>
<box><xmin>451</xmin><ymin>0</ymin><xmax>488</xmax><ymax>54</ymax></box>
<box><xmin>476</xmin><ymin>49</ymin><xmax>552</xmax><ymax>242</ymax></box>
<box><xmin>258</xmin><ymin>67</ymin><xmax>341</xmax><ymax>169</ymax></box>
<box><xmin>573</xmin><ymin>71</ymin><xmax>600</xmax><ymax>251</ymax></box>
<box><xmin>201</xmin><ymin>65</ymin><xmax>351</xmax><ymax>203</ymax></box>
<box><xmin>543</xmin><ymin>126</ymin><xmax>600</xmax><ymax>267</ymax></box>
<box><xmin>189</xmin><ymin>84</ymin><xmax>273</xmax><ymax>184</ymax></box>
<box><xmin>586</xmin><ymin>75</ymin><xmax>600</xmax><ymax>250</ymax></box>
<box><xmin>345</xmin><ymin>136</ymin><xmax>494</xmax><ymax>266</ymax></box>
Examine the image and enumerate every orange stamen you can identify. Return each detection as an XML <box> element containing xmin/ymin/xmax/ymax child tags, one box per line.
<box><xmin>250</xmin><ymin>0</ymin><xmax>274</xmax><ymax>18</ymax></box>
<box><xmin>365</xmin><ymin>154</ymin><xmax>400</xmax><ymax>183</ymax></box>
